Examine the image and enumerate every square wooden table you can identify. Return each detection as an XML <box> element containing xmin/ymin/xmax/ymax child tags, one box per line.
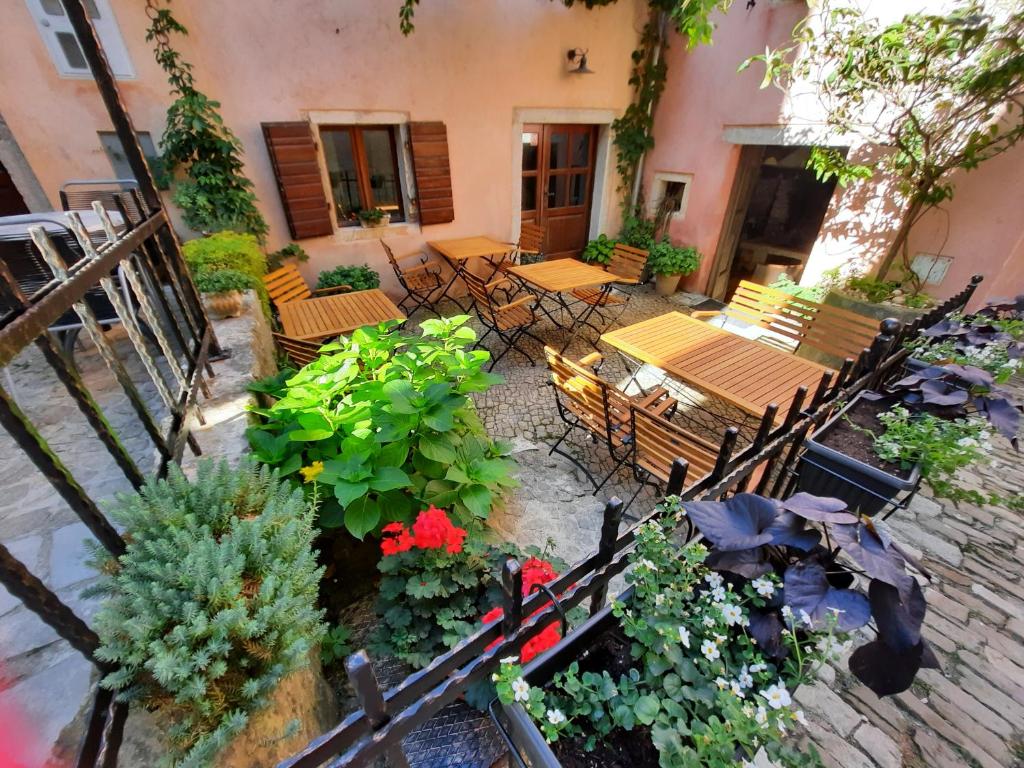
<box><xmin>428</xmin><ymin>235</ymin><xmax>513</xmax><ymax>262</ymax></box>
<box><xmin>601</xmin><ymin>311</ymin><xmax>832</xmax><ymax>422</ymax></box>
<box><xmin>277</xmin><ymin>289</ymin><xmax>405</xmax><ymax>341</ymax></box>
<box><xmin>508</xmin><ymin>259</ymin><xmax>618</xmax><ymax>350</ymax></box>
<box><xmin>426</xmin><ymin>236</ymin><xmax>516</xmax><ymax>312</ymax></box>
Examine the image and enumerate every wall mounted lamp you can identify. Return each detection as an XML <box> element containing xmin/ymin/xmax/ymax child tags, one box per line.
<box><xmin>566</xmin><ymin>48</ymin><xmax>594</xmax><ymax>75</ymax></box>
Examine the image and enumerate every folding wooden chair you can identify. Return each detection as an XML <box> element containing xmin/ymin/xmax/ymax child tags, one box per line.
<box><xmin>272</xmin><ymin>332</ymin><xmax>324</xmax><ymax>368</ymax></box>
<box><xmin>544</xmin><ymin>347</ymin><xmax>677</xmax><ymax>492</ymax></box>
<box><xmin>380</xmin><ymin>240</ymin><xmax>444</xmax><ymax>317</ymax></box>
<box><xmin>463</xmin><ymin>270</ymin><xmax>544</xmax><ymax>370</ymax></box>
<box><xmin>262</xmin><ymin>263</ymin><xmax>351</xmax><ymax>308</ymax></box>
<box><xmin>571</xmin><ymin>243</ymin><xmax>647</xmax><ymax>333</ymax></box>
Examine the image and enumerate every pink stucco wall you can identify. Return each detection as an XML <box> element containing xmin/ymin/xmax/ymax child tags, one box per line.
<box><xmin>0</xmin><ymin>0</ymin><xmax>644</xmax><ymax>295</ymax></box>
<box><xmin>642</xmin><ymin>1</ymin><xmax>805</xmax><ymax>292</ymax></box>
<box><xmin>643</xmin><ymin>0</ymin><xmax>1024</xmax><ymax>302</ymax></box>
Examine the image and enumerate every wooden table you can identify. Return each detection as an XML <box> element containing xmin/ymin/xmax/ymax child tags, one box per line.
<box><xmin>508</xmin><ymin>259</ymin><xmax>618</xmax><ymax>350</ymax></box>
<box><xmin>277</xmin><ymin>289</ymin><xmax>405</xmax><ymax>341</ymax></box>
<box><xmin>428</xmin><ymin>235</ymin><xmax>513</xmax><ymax>262</ymax></box>
<box><xmin>427</xmin><ymin>236</ymin><xmax>516</xmax><ymax>311</ymax></box>
<box><xmin>601</xmin><ymin>311</ymin><xmax>831</xmax><ymax>422</ymax></box>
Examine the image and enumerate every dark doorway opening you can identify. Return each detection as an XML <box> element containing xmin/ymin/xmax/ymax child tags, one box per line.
<box><xmin>0</xmin><ymin>160</ymin><xmax>30</xmax><ymax>217</ymax></box>
<box><xmin>710</xmin><ymin>145</ymin><xmax>840</xmax><ymax>299</ymax></box>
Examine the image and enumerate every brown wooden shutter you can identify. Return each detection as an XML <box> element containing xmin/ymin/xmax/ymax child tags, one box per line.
<box><xmin>261</xmin><ymin>121</ymin><xmax>333</xmax><ymax>239</ymax></box>
<box><xmin>409</xmin><ymin>121</ymin><xmax>454</xmax><ymax>226</ymax></box>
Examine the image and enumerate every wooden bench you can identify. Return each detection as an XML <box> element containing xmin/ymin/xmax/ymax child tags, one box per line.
<box><xmin>544</xmin><ymin>347</ymin><xmax>676</xmax><ymax>491</ymax></box>
<box><xmin>692</xmin><ymin>280</ymin><xmax>880</xmax><ymax>363</ymax></box>
<box><xmin>272</xmin><ymin>333</ymin><xmax>324</xmax><ymax>368</ymax></box>
<box><xmin>262</xmin><ymin>263</ymin><xmax>351</xmax><ymax>307</ymax></box>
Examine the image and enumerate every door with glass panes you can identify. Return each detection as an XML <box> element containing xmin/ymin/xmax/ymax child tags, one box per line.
<box><xmin>521</xmin><ymin>124</ymin><xmax>597</xmax><ymax>260</ymax></box>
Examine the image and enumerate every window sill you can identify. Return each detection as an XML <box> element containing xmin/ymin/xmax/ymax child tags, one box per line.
<box><xmin>332</xmin><ymin>223</ymin><xmax>417</xmax><ymax>242</ymax></box>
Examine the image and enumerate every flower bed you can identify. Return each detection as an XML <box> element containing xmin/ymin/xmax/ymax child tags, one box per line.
<box><xmin>493</xmin><ymin>492</ymin><xmax>937</xmax><ymax>766</ymax></box>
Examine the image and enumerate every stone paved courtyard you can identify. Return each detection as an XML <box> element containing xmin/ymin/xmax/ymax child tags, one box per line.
<box><xmin>1</xmin><ymin>282</ymin><xmax>1022</xmax><ymax>766</ymax></box>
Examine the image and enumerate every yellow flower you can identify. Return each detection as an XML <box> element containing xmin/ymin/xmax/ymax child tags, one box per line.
<box><xmin>300</xmin><ymin>461</ymin><xmax>324</xmax><ymax>483</ymax></box>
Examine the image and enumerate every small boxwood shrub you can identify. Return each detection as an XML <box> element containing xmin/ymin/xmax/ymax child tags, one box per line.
<box><xmin>183</xmin><ymin>231</ymin><xmax>269</xmax><ymax>315</ymax></box>
<box><xmin>316</xmin><ymin>264</ymin><xmax>381</xmax><ymax>292</ymax></box>
<box><xmin>87</xmin><ymin>459</ymin><xmax>325</xmax><ymax>767</ymax></box>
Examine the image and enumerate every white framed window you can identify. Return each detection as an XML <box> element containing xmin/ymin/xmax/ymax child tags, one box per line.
<box><xmin>648</xmin><ymin>171</ymin><xmax>693</xmax><ymax>225</ymax></box>
<box><xmin>25</xmin><ymin>0</ymin><xmax>135</xmax><ymax>79</ymax></box>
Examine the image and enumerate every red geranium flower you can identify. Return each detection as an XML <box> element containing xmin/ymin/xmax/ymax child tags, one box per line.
<box><xmin>480</xmin><ymin>557</ymin><xmax>564</xmax><ymax>658</ymax></box>
<box><xmin>412</xmin><ymin>506</ymin><xmax>467</xmax><ymax>552</ymax></box>
<box><xmin>380</xmin><ymin>522</ymin><xmax>414</xmax><ymax>556</ymax></box>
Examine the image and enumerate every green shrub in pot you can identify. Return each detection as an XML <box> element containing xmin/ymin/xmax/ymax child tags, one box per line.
<box><xmin>647</xmin><ymin>240</ymin><xmax>700</xmax><ymax>296</ymax></box>
<box><xmin>267</xmin><ymin>242</ymin><xmax>309</xmax><ymax>271</ymax></box>
<box><xmin>86</xmin><ymin>459</ymin><xmax>326</xmax><ymax>767</ymax></box>
<box><xmin>316</xmin><ymin>264</ymin><xmax>381</xmax><ymax>292</ymax></box>
<box><xmin>193</xmin><ymin>268</ymin><xmax>256</xmax><ymax>295</ymax></box>
<box><xmin>581</xmin><ymin>234</ymin><xmax>617</xmax><ymax>266</ymax></box>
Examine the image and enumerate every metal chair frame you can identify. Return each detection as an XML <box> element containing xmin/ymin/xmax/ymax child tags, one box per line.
<box><xmin>380</xmin><ymin>240</ymin><xmax>447</xmax><ymax>317</ymax></box>
<box><xmin>463</xmin><ymin>270</ymin><xmax>544</xmax><ymax>370</ymax></box>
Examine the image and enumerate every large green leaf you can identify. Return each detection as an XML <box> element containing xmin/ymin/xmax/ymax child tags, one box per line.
<box><xmin>378</xmin><ymin>440</ymin><xmax>410</xmax><ymax>467</ymax></box>
<box><xmin>334</xmin><ymin>480</ymin><xmax>369</xmax><ymax>507</ymax></box>
<box><xmin>345</xmin><ymin>496</ymin><xmax>380</xmax><ymax>539</ymax></box>
<box><xmin>418</xmin><ymin>433</ymin><xmax>457</xmax><ymax>464</ymax></box>
<box><xmin>377</xmin><ymin>489</ymin><xmax>414</xmax><ymax>522</ymax></box>
<box><xmin>288</xmin><ymin>428</ymin><xmax>335</xmax><ymax>442</ymax></box>
<box><xmin>383</xmin><ymin>379</ymin><xmax>419</xmax><ymax>414</ymax></box>
<box><xmin>369</xmin><ymin>466</ymin><xmax>411</xmax><ymax>492</ymax></box>
<box><xmin>423</xmin><ymin>403</ymin><xmax>457</xmax><ymax>432</ymax></box>
<box><xmin>318</xmin><ymin>498</ymin><xmax>346</xmax><ymax>529</ymax></box>
<box><xmin>459</xmin><ymin>484</ymin><xmax>492</xmax><ymax>518</ymax></box>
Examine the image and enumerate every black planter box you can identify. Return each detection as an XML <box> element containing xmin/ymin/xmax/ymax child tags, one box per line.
<box><xmin>797</xmin><ymin>391</ymin><xmax>920</xmax><ymax>517</ymax></box>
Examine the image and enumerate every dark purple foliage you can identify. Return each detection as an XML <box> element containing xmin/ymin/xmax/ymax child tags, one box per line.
<box><xmin>848</xmin><ymin>580</ymin><xmax>940</xmax><ymax>696</ymax></box>
<box><xmin>783</xmin><ymin>492</ymin><xmax>859</xmax><ymax>524</ymax></box>
<box><xmin>830</xmin><ymin>521</ymin><xmax>915</xmax><ymax>601</ymax></box>
<box><xmin>706</xmin><ymin>548</ymin><xmax>772</xmax><ymax>578</ymax></box>
<box><xmin>683</xmin><ymin>494</ymin><xmax>781</xmax><ymax>551</ymax></box>
<box><xmin>783</xmin><ymin>561</ymin><xmax>871</xmax><ymax>632</ymax></box>
<box><xmin>747</xmin><ymin>609</ymin><xmax>787</xmax><ymax>661</ymax></box>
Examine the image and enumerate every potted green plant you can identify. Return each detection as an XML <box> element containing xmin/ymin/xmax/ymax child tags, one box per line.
<box><xmin>87</xmin><ymin>459</ymin><xmax>333</xmax><ymax>767</ymax></box>
<box><xmin>491</xmin><ymin>493</ymin><xmax>936</xmax><ymax>766</ymax></box>
<box><xmin>194</xmin><ymin>268</ymin><xmax>256</xmax><ymax>318</ymax></box>
<box><xmin>316</xmin><ymin>264</ymin><xmax>381</xmax><ymax>292</ymax></box>
<box><xmin>823</xmin><ymin>273</ymin><xmax>934</xmax><ymax>326</ymax></box>
<box><xmin>581</xmin><ymin>234</ymin><xmax>617</xmax><ymax>266</ymax></box>
<box><xmin>268</xmin><ymin>242</ymin><xmax>310</xmax><ymax>271</ymax></box>
<box><xmin>357</xmin><ymin>207</ymin><xmax>390</xmax><ymax>228</ymax></box>
<box><xmin>647</xmin><ymin>240</ymin><xmax>700</xmax><ymax>296</ymax></box>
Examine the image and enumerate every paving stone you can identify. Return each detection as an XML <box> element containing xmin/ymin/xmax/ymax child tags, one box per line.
<box><xmin>802</xmin><ymin>721</ymin><xmax>875</xmax><ymax>768</ymax></box>
<box><xmin>970</xmin><ymin>581</ymin><xmax>1022</xmax><ymax>622</ymax></box>
<box><xmin>0</xmin><ymin>534</ymin><xmax>44</xmax><ymax>616</ymax></box>
<box><xmin>896</xmin><ymin>691</ymin><xmax>1008</xmax><ymax>768</ymax></box>
<box><xmin>49</xmin><ymin>523</ymin><xmax>97</xmax><ymax>590</ymax></box>
<box><xmin>852</xmin><ymin>723</ymin><xmax>901</xmax><ymax>768</ymax></box>
<box><xmin>0</xmin><ymin>649</ymin><xmax>95</xmax><ymax>767</ymax></box>
<box><xmin>794</xmin><ymin>682</ymin><xmax>863</xmax><ymax>737</ymax></box>
<box><xmin>912</xmin><ymin>727</ymin><xmax>972</xmax><ymax>768</ymax></box>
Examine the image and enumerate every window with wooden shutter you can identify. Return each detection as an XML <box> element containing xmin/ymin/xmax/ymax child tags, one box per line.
<box><xmin>409</xmin><ymin>122</ymin><xmax>454</xmax><ymax>226</ymax></box>
<box><xmin>261</xmin><ymin>122</ymin><xmax>334</xmax><ymax>240</ymax></box>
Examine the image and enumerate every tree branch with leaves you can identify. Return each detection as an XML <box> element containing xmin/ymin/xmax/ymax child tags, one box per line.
<box><xmin>744</xmin><ymin>1</ymin><xmax>1024</xmax><ymax>292</ymax></box>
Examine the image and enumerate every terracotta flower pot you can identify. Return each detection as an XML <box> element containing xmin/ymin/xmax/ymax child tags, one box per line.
<box><xmin>203</xmin><ymin>290</ymin><xmax>245</xmax><ymax>319</ymax></box>
<box><xmin>654</xmin><ymin>273</ymin><xmax>680</xmax><ymax>296</ymax></box>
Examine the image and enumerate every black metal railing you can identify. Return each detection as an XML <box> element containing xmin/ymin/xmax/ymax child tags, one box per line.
<box><xmin>0</xmin><ymin>198</ymin><xmax>217</xmax><ymax>767</ymax></box>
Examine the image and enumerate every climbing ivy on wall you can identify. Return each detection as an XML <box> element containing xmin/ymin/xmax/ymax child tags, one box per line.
<box><xmin>145</xmin><ymin>1</ymin><xmax>268</xmax><ymax>240</ymax></box>
<box><xmin>398</xmin><ymin>0</ymin><xmax>732</xmax><ymax>214</ymax></box>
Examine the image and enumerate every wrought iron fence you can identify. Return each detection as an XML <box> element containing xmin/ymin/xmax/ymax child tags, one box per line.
<box><xmin>0</xmin><ymin>198</ymin><xmax>217</xmax><ymax>767</ymax></box>
<box><xmin>275</xmin><ymin>276</ymin><xmax>983</xmax><ymax>768</ymax></box>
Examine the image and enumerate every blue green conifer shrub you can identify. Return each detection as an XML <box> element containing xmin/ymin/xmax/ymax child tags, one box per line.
<box><xmin>86</xmin><ymin>459</ymin><xmax>326</xmax><ymax>767</ymax></box>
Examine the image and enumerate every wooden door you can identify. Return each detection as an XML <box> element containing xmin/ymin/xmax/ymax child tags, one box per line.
<box><xmin>0</xmin><ymin>161</ymin><xmax>29</xmax><ymax>217</ymax></box>
<box><xmin>708</xmin><ymin>145</ymin><xmax>764</xmax><ymax>299</ymax></box>
<box><xmin>521</xmin><ymin>124</ymin><xmax>597</xmax><ymax>260</ymax></box>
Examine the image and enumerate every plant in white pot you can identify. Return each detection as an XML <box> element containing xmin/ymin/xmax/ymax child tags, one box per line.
<box><xmin>357</xmin><ymin>207</ymin><xmax>390</xmax><ymax>228</ymax></box>
<box><xmin>194</xmin><ymin>268</ymin><xmax>255</xmax><ymax>319</ymax></box>
<box><xmin>648</xmin><ymin>240</ymin><xmax>700</xmax><ymax>296</ymax></box>
<box><xmin>87</xmin><ymin>459</ymin><xmax>333</xmax><ymax>767</ymax></box>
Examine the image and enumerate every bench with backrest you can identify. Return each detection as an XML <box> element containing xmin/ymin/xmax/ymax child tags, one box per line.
<box><xmin>261</xmin><ymin>263</ymin><xmax>352</xmax><ymax>308</ymax></box>
<box><xmin>544</xmin><ymin>346</ymin><xmax>676</xmax><ymax>491</ymax></box>
<box><xmin>692</xmin><ymin>280</ymin><xmax>879</xmax><ymax>364</ymax></box>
